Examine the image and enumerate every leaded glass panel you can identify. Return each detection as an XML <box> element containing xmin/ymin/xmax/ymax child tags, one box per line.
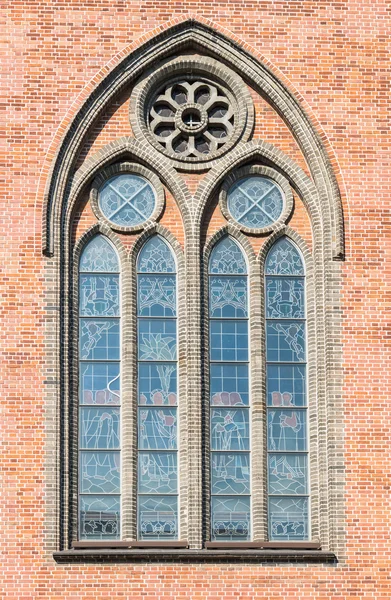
<box><xmin>78</xmin><ymin>235</ymin><xmax>121</xmax><ymax>540</ymax></box>
<box><xmin>209</xmin><ymin>276</ymin><xmax>247</xmax><ymax>318</ymax></box>
<box><xmin>268</xmin><ymin>497</ymin><xmax>308</xmax><ymax>541</ymax></box>
<box><xmin>227</xmin><ymin>176</ymin><xmax>284</xmax><ymax>229</ymax></box>
<box><xmin>211</xmin><ymin>496</ymin><xmax>250</xmax><ymax>541</ymax></box>
<box><xmin>138</xmin><ymin>495</ymin><xmax>178</xmax><ymax>540</ymax></box>
<box><xmin>208</xmin><ymin>237</ymin><xmax>250</xmax><ymax>541</ymax></box>
<box><xmin>265</xmin><ymin>238</ymin><xmax>309</xmax><ymax>541</ymax></box>
<box><xmin>137</xmin><ymin>236</ymin><xmax>178</xmax><ymax>539</ymax></box>
<box><xmin>99</xmin><ymin>173</ymin><xmax>156</xmax><ymax>227</ymax></box>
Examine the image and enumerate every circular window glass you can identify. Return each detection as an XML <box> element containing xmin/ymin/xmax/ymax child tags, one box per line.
<box><xmin>227</xmin><ymin>176</ymin><xmax>284</xmax><ymax>229</ymax></box>
<box><xmin>98</xmin><ymin>173</ymin><xmax>156</xmax><ymax>227</ymax></box>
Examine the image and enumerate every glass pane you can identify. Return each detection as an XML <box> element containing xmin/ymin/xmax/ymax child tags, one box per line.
<box><xmin>80</xmin><ymin>451</ymin><xmax>120</xmax><ymax>494</ymax></box>
<box><xmin>211</xmin><ymin>408</ymin><xmax>249</xmax><ymax>451</ymax></box>
<box><xmin>138</xmin><ymin>319</ymin><xmax>176</xmax><ymax>361</ymax></box>
<box><xmin>210</xmin><ymin>363</ymin><xmax>249</xmax><ymax>406</ymax></box>
<box><xmin>79</xmin><ymin>236</ymin><xmax>119</xmax><ymax>273</ymax></box>
<box><xmin>79</xmin><ymin>362</ymin><xmax>120</xmax><ymax>405</ymax></box>
<box><xmin>138</xmin><ymin>275</ymin><xmax>176</xmax><ymax>317</ymax></box>
<box><xmin>138</xmin><ymin>363</ymin><xmax>177</xmax><ymax>406</ymax></box>
<box><xmin>209</xmin><ymin>276</ymin><xmax>247</xmax><ymax>318</ymax></box>
<box><xmin>266</xmin><ymin>277</ymin><xmax>304</xmax><ymax>319</ymax></box>
<box><xmin>267</xmin><ymin>365</ymin><xmax>306</xmax><ymax>408</ymax></box>
<box><xmin>99</xmin><ymin>174</ymin><xmax>156</xmax><ymax>227</ymax></box>
<box><xmin>137</xmin><ymin>236</ymin><xmax>176</xmax><ymax>273</ymax></box>
<box><xmin>268</xmin><ymin>497</ymin><xmax>308</xmax><ymax>541</ymax></box>
<box><xmin>79</xmin><ymin>495</ymin><xmax>120</xmax><ymax>540</ymax></box>
<box><xmin>79</xmin><ymin>319</ymin><xmax>120</xmax><ymax>361</ymax></box>
<box><xmin>211</xmin><ymin>453</ymin><xmax>250</xmax><ymax>495</ymax></box>
<box><xmin>211</xmin><ymin>496</ymin><xmax>250</xmax><ymax>541</ymax></box>
<box><xmin>227</xmin><ymin>176</ymin><xmax>284</xmax><ymax>229</ymax></box>
<box><xmin>79</xmin><ymin>275</ymin><xmax>120</xmax><ymax>317</ymax></box>
<box><xmin>138</xmin><ymin>452</ymin><xmax>177</xmax><ymax>494</ymax></box>
<box><xmin>265</xmin><ymin>238</ymin><xmax>304</xmax><ymax>275</ymax></box>
<box><xmin>268</xmin><ymin>454</ymin><xmax>308</xmax><ymax>495</ymax></box>
<box><xmin>209</xmin><ymin>238</ymin><xmax>247</xmax><ymax>274</ymax></box>
<box><xmin>79</xmin><ymin>407</ymin><xmax>120</xmax><ymax>449</ymax></box>
<box><xmin>138</xmin><ymin>495</ymin><xmax>178</xmax><ymax>539</ymax></box>
<box><xmin>267</xmin><ymin>409</ymin><xmax>307</xmax><ymax>452</ymax></box>
<box><xmin>266</xmin><ymin>321</ymin><xmax>305</xmax><ymax>363</ymax></box>
<box><xmin>138</xmin><ymin>408</ymin><xmax>177</xmax><ymax>450</ymax></box>
<box><xmin>210</xmin><ymin>321</ymin><xmax>248</xmax><ymax>362</ymax></box>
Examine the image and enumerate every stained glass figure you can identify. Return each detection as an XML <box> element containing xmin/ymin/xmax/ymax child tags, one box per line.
<box><xmin>227</xmin><ymin>176</ymin><xmax>284</xmax><ymax>229</ymax></box>
<box><xmin>99</xmin><ymin>173</ymin><xmax>156</xmax><ymax>227</ymax></box>
<box><xmin>265</xmin><ymin>238</ymin><xmax>308</xmax><ymax>540</ymax></box>
<box><xmin>208</xmin><ymin>237</ymin><xmax>250</xmax><ymax>540</ymax></box>
<box><xmin>78</xmin><ymin>235</ymin><xmax>121</xmax><ymax>539</ymax></box>
<box><xmin>137</xmin><ymin>236</ymin><xmax>178</xmax><ymax>539</ymax></box>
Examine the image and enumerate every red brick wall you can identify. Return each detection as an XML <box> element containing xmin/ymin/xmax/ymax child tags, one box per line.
<box><xmin>3</xmin><ymin>1</ymin><xmax>391</xmax><ymax>598</ymax></box>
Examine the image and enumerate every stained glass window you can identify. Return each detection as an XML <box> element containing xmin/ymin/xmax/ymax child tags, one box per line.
<box><xmin>227</xmin><ymin>176</ymin><xmax>284</xmax><ymax>229</ymax></box>
<box><xmin>209</xmin><ymin>237</ymin><xmax>250</xmax><ymax>541</ymax></box>
<box><xmin>137</xmin><ymin>236</ymin><xmax>178</xmax><ymax>539</ymax></box>
<box><xmin>79</xmin><ymin>235</ymin><xmax>121</xmax><ymax>539</ymax></box>
<box><xmin>265</xmin><ymin>238</ymin><xmax>309</xmax><ymax>541</ymax></box>
<box><xmin>98</xmin><ymin>173</ymin><xmax>156</xmax><ymax>227</ymax></box>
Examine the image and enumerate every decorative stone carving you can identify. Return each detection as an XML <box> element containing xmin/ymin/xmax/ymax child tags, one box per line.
<box><xmin>130</xmin><ymin>57</ymin><xmax>254</xmax><ymax>171</ymax></box>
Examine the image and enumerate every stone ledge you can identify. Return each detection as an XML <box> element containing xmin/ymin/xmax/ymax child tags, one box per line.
<box><xmin>53</xmin><ymin>549</ymin><xmax>337</xmax><ymax>564</ymax></box>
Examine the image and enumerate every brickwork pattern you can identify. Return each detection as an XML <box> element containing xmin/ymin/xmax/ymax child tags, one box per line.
<box><xmin>2</xmin><ymin>3</ymin><xmax>391</xmax><ymax>599</ymax></box>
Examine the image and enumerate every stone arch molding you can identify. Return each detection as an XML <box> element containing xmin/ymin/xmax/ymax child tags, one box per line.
<box><xmin>43</xmin><ymin>16</ymin><xmax>344</xmax><ymax>259</ymax></box>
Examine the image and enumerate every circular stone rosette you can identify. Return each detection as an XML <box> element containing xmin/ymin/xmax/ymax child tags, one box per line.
<box><xmin>219</xmin><ymin>165</ymin><xmax>294</xmax><ymax>235</ymax></box>
<box><xmin>90</xmin><ymin>162</ymin><xmax>165</xmax><ymax>233</ymax></box>
<box><xmin>130</xmin><ymin>57</ymin><xmax>254</xmax><ymax>171</ymax></box>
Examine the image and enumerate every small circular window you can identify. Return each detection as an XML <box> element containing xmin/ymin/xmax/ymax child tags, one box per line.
<box><xmin>227</xmin><ymin>176</ymin><xmax>284</xmax><ymax>229</ymax></box>
<box><xmin>220</xmin><ymin>166</ymin><xmax>293</xmax><ymax>234</ymax></box>
<box><xmin>98</xmin><ymin>173</ymin><xmax>156</xmax><ymax>228</ymax></box>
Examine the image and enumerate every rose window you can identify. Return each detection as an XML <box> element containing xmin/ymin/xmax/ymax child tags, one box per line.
<box><xmin>149</xmin><ymin>80</ymin><xmax>235</xmax><ymax>159</ymax></box>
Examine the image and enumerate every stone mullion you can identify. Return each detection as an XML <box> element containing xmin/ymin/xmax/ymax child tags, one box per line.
<box><xmin>186</xmin><ymin>230</ymin><xmax>203</xmax><ymax>549</ymax></box>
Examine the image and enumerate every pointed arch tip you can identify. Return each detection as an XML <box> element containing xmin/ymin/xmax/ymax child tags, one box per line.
<box><xmin>43</xmin><ymin>16</ymin><xmax>344</xmax><ymax>260</ymax></box>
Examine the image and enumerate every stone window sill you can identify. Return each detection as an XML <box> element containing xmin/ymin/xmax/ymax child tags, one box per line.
<box><xmin>53</xmin><ymin>541</ymin><xmax>336</xmax><ymax>563</ymax></box>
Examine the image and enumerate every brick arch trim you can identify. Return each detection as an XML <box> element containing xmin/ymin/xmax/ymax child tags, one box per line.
<box><xmin>42</xmin><ymin>16</ymin><xmax>344</xmax><ymax>259</ymax></box>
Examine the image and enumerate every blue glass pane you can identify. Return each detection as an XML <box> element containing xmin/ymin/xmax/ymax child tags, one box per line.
<box><xmin>138</xmin><ymin>408</ymin><xmax>177</xmax><ymax>450</ymax></box>
<box><xmin>267</xmin><ymin>409</ymin><xmax>307</xmax><ymax>452</ymax></box>
<box><xmin>79</xmin><ymin>275</ymin><xmax>120</xmax><ymax>317</ymax></box>
<box><xmin>79</xmin><ymin>495</ymin><xmax>120</xmax><ymax>540</ymax></box>
<box><xmin>80</xmin><ymin>451</ymin><xmax>120</xmax><ymax>494</ymax></box>
<box><xmin>265</xmin><ymin>238</ymin><xmax>304</xmax><ymax>275</ymax></box>
<box><xmin>209</xmin><ymin>277</ymin><xmax>247</xmax><ymax>318</ymax></box>
<box><xmin>210</xmin><ymin>321</ymin><xmax>248</xmax><ymax>362</ymax></box>
<box><xmin>211</xmin><ymin>409</ymin><xmax>249</xmax><ymax>451</ymax></box>
<box><xmin>210</xmin><ymin>363</ymin><xmax>249</xmax><ymax>406</ymax></box>
<box><xmin>268</xmin><ymin>497</ymin><xmax>308</xmax><ymax>541</ymax></box>
<box><xmin>138</xmin><ymin>319</ymin><xmax>176</xmax><ymax>361</ymax></box>
<box><xmin>267</xmin><ymin>365</ymin><xmax>306</xmax><ymax>408</ymax></box>
<box><xmin>211</xmin><ymin>496</ymin><xmax>250</xmax><ymax>541</ymax></box>
<box><xmin>266</xmin><ymin>321</ymin><xmax>305</xmax><ymax>363</ymax></box>
<box><xmin>211</xmin><ymin>453</ymin><xmax>250</xmax><ymax>495</ymax></box>
<box><xmin>79</xmin><ymin>236</ymin><xmax>119</xmax><ymax>273</ymax></box>
<box><xmin>139</xmin><ymin>363</ymin><xmax>177</xmax><ymax>406</ymax></box>
<box><xmin>268</xmin><ymin>454</ymin><xmax>308</xmax><ymax>495</ymax></box>
<box><xmin>99</xmin><ymin>174</ymin><xmax>156</xmax><ymax>227</ymax></box>
<box><xmin>138</xmin><ymin>495</ymin><xmax>178</xmax><ymax>539</ymax></box>
<box><xmin>266</xmin><ymin>277</ymin><xmax>304</xmax><ymax>319</ymax></box>
<box><xmin>79</xmin><ymin>408</ymin><xmax>120</xmax><ymax>449</ymax></box>
<box><xmin>209</xmin><ymin>238</ymin><xmax>247</xmax><ymax>275</ymax></box>
<box><xmin>138</xmin><ymin>275</ymin><xmax>176</xmax><ymax>317</ymax></box>
<box><xmin>138</xmin><ymin>236</ymin><xmax>176</xmax><ymax>273</ymax></box>
<box><xmin>80</xmin><ymin>362</ymin><xmax>120</xmax><ymax>405</ymax></box>
<box><xmin>79</xmin><ymin>319</ymin><xmax>120</xmax><ymax>361</ymax></box>
<box><xmin>138</xmin><ymin>453</ymin><xmax>177</xmax><ymax>494</ymax></box>
<box><xmin>227</xmin><ymin>176</ymin><xmax>284</xmax><ymax>229</ymax></box>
